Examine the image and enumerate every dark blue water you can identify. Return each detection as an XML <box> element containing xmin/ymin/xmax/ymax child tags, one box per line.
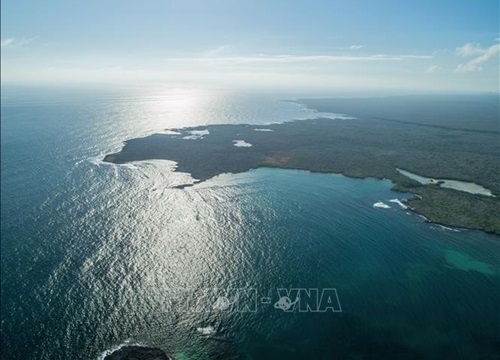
<box><xmin>1</xmin><ymin>87</ymin><xmax>499</xmax><ymax>359</ymax></box>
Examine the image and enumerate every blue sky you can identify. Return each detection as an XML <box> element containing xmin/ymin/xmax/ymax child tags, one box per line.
<box><xmin>1</xmin><ymin>0</ymin><xmax>499</xmax><ymax>92</ymax></box>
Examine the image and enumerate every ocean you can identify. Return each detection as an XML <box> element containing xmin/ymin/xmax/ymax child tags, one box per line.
<box><xmin>1</xmin><ymin>86</ymin><xmax>499</xmax><ymax>359</ymax></box>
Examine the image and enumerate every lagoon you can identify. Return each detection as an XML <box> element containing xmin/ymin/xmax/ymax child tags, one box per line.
<box><xmin>397</xmin><ymin>168</ymin><xmax>495</xmax><ymax>196</ymax></box>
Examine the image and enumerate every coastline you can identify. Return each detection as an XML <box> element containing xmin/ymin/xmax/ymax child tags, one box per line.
<box><xmin>244</xmin><ymin>168</ymin><xmax>499</xmax><ymax>235</ymax></box>
<box><xmin>104</xmin><ymin>156</ymin><xmax>500</xmax><ymax>234</ymax></box>
<box><xmin>103</xmin><ymin>113</ymin><xmax>500</xmax><ymax>235</ymax></box>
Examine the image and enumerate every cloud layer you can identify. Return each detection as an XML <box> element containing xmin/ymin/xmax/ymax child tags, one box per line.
<box><xmin>167</xmin><ymin>53</ymin><xmax>432</xmax><ymax>64</ymax></box>
<box><xmin>454</xmin><ymin>43</ymin><xmax>500</xmax><ymax>73</ymax></box>
<box><xmin>1</xmin><ymin>37</ymin><xmax>38</xmax><ymax>48</ymax></box>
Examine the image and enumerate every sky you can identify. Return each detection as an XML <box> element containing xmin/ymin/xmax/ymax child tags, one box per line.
<box><xmin>1</xmin><ymin>0</ymin><xmax>499</xmax><ymax>93</ymax></box>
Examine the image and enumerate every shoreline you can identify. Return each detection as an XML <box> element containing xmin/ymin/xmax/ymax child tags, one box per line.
<box><xmin>103</xmin><ymin>115</ymin><xmax>500</xmax><ymax>235</ymax></box>
<box><xmin>103</xmin><ymin>158</ymin><xmax>500</xmax><ymax>236</ymax></box>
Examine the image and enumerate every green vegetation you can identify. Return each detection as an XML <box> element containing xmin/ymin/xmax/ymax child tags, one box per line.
<box><xmin>299</xmin><ymin>95</ymin><xmax>500</xmax><ymax>133</ymax></box>
<box><xmin>405</xmin><ymin>186</ymin><xmax>500</xmax><ymax>234</ymax></box>
<box><xmin>104</xmin><ymin>97</ymin><xmax>500</xmax><ymax>235</ymax></box>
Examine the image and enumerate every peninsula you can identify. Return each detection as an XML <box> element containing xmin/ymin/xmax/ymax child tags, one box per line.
<box><xmin>104</xmin><ymin>96</ymin><xmax>500</xmax><ymax>234</ymax></box>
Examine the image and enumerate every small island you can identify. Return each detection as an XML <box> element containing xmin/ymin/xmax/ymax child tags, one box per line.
<box><xmin>104</xmin><ymin>97</ymin><xmax>500</xmax><ymax>235</ymax></box>
<box><xmin>103</xmin><ymin>345</ymin><xmax>171</xmax><ymax>360</ymax></box>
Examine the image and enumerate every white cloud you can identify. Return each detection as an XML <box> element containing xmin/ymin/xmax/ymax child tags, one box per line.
<box><xmin>454</xmin><ymin>63</ymin><xmax>482</xmax><ymax>73</ymax></box>
<box><xmin>455</xmin><ymin>43</ymin><xmax>486</xmax><ymax>57</ymax></box>
<box><xmin>167</xmin><ymin>53</ymin><xmax>432</xmax><ymax>64</ymax></box>
<box><xmin>1</xmin><ymin>38</ymin><xmax>15</xmax><ymax>48</ymax></box>
<box><xmin>3</xmin><ymin>59</ymin><xmax>497</xmax><ymax>93</ymax></box>
<box><xmin>454</xmin><ymin>43</ymin><xmax>499</xmax><ymax>73</ymax></box>
<box><xmin>349</xmin><ymin>45</ymin><xmax>364</xmax><ymax>50</ymax></box>
<box><xmin>400</xmin><ymin>55</ymin><xmax>433</xmax><ymax>59</ymax></box>
<box><xmin>1</xmin><ymin>37</ymin><xmax>38</xmax><ymax>48</ymax></box>
<box><xmin>204</xmin><ymin>44</ymin><xmax>232</xmax><ymax>57</ymax></box>
<box><xmin>425</xmin><ymin>65</ymin><xmax>440</xmax><ymax>74</ymax></box>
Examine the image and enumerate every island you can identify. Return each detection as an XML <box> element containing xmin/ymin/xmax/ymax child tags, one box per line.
<box><xmin>104</xmin><ymin>96</ymin><xmax>500</xmax><ymax>235</ymax></box>
<box><xmin>104</xmin><ymin>345</ymin><xmax>171</xmax><ymax>360</ymax></box>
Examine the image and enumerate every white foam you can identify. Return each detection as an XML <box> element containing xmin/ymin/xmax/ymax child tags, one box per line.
<box><xmin>97</xmin><ymin>339</ymin><xmax>146</xmax><ymax>360</ymax></box>
<box><xmin>190</xmin><ymin>130</ymin><xmax>209</xmax><ymax>136</ymax></box>
<box><xmin>254</xmin><ymin>128</ymin><xmax>274</xmax><ymax>132</ymax></box>
<box><xmin>417</xmin><ymin>214</ymin><xmax>429</xmax><ymax>222</ymax></box>
<box><xmin>389</xmin><ymin>199</ymin><xmax>408</xmax><ymax>209</ymax></box>
<box><xmin>435</xmin><ymin>224</ymin><xmax>461</xmax><ymax>232</ymax></box>
<box><xmin>373</xmin><ymin>202</ymin><xmax>391</xmax><ymax>209</ymax></box>
<box><xmin>182</xmin><ymin>129</ymin><xmax>209</xmax><ymax>140</ymax></box>
<box><xmin>233</xmin><ymin>140</ymin><xmax>252</xmax><ymax>147</ymax></box>
<box><xmin>321</xmin><ymin>113</ymin><xmax>357</xmax><ymax>120</ymax></box>
<box><xmin>159</xmin><ymin>129</ymin><xmax>182</xmax><ymax>135</ymax></box>
<box><xmin>196</xmin><ymin>326</ymin><xmax>215</xmax><ymax>335</ymax></box>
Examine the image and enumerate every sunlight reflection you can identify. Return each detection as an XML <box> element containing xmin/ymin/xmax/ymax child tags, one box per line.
<box><xmin>139</xmin><ymin>87</ymin><xmax>218</xmax><ymax>130</ymax></box>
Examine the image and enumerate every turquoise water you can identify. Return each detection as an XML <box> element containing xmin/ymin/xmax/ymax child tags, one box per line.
<box><xmin>1</xmin><ymin>88</ymin><xmax>499</xmax><ymax>359</ymax></box>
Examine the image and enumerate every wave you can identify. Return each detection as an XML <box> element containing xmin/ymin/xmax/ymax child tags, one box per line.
<box><xmin>98</xmin><ymin>341</ymin><xmax>171</xmax><ymax>360</ymax></box>
<box><xmin>197</xmin><ymin>325</ymin><xmax>216</xmax><ymax>335</ymax></box>
<box><xmin>389</xmin><ymin>198</ymin><xmax>408</xmax><ymax>209</ymax></box>
<box><xmin>233</xmin><ymin>140</ymin><xmax>253</xmax><ymax>147</ymax></box>
<box><xmin>97</xmin><ymin>340</ymin><xmax>145</xmax><ymax>360</ymax></box>
<box><xmin>373</xmin><ymin>201</ymin><xmax>391</xmax><ymax>209</ymax></box>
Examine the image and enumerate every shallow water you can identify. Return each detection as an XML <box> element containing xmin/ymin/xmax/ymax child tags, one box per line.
<box><xmin>397</xmin><ymin>168</ymin><xmax>495</xmax><ymax>196</ymax></box>
<box><xmin>1</xmin><ymin>88</ymin><xmax>499</xmax><ymax>360</ymax></box>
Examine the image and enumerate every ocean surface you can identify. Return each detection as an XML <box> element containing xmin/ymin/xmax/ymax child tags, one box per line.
<box><xmin>1</xmin><ymin>87</ymin><xmax>499</xmax><ymax>360</ymax></box>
